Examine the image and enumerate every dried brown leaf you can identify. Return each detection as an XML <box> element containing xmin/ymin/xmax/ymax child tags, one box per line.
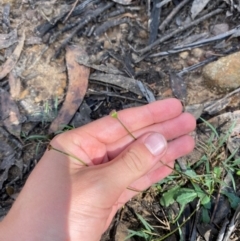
<box><xmin>0</xmin><ymin>29</ymin><xmax>18</xmax><ymax>50</ymax></box>
<box><xmin>89</xmin><ymin>73</ymin><xmax>142</xmax><ymax>96</ymax></box>
<box><xmin>169</xmin><ymin>72</ymin><xmax>187</xmax><ymax>103</ymax></box>
<box><xmin>49</xmin><ymin>46</ymin><xmax>90</xmax><ymax>133</ymax></box>
<box><xmin>0</xmin><ymin>31</ymin><xmax>25</xmax><ymax>80</ymax></box>
<box><xmin>0</xmin><ymin>88</ymin><xmax>22</xmax><ymax>139</ymax></box>
<box><xmin>8</xmin><ymin>71</ymin><xmax>22</xmax><ymax>99</ymax></box>
<box><xmin>191</xmin><ymin>0</ymin><xmax>211</xmax><ymax>19</ymax></box>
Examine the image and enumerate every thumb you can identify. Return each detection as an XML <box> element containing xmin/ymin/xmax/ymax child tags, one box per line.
<box><xmin>99</xmin><ymin>132</ymin><xmax>167</xmax><ymax>201</ymax></box>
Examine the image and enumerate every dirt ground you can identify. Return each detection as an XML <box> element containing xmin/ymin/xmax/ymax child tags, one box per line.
<box><xmin>1</xmin><ymin>0</ymin><xmax>240</xmax><ymax>240</ymax></box>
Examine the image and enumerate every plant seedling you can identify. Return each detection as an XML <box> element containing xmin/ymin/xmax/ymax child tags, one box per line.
<box><xmin>110</xmin><ymin>110</ymin><xmax>136</xmax><ymax>140</ymax></box>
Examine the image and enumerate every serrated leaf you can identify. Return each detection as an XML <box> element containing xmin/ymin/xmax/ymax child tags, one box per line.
<box><xmin>160</xmin><ymin>185</ymin><xmax>180</xmax><ymax>207</ymax></box>
<box><xmin>176</xmin><ymin>189</ymin><xmax>197</xmax><ymax>206</ymax></box>
<box><xmin>221</xmin><ymin>190</ymin><xmax>240</xmax><ymax>209</ymax></box>
<box><xmin>191</xmin><ymin>182</ymin><xmax>211</xmax><ymax>207</ymax></box>
<box><xmin>185</xmin><ymin>169</ymin><xmax>197</xmax><ymax>179</ymax></box>
<box><xmin>198</xmin><ymin>193</ymin><xmax>211</xmax><ymax>207</ymax></box>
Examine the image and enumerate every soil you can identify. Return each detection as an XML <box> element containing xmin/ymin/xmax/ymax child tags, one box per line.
<box><xmin>1</xmin><ymin>0</ymin><xmax>240</xmax><ymax>240</ymax></box>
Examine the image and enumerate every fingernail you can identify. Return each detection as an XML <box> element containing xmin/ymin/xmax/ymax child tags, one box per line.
<box><xmin>144</xmin><ymin>133</ymin><xmax>167</xmax><ymax>156</ymax></box>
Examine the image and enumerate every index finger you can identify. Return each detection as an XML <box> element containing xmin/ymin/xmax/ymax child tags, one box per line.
<box><xmin>76</xmin><ymin>98</ymin><xmax>183</xmax><ymax>144</ymax></box>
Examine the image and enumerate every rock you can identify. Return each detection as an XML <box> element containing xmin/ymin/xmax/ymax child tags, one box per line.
<box><xmin>191</xmin><ymin>48</ymin><xmax>204</xmax><ymax>59</ymax></box>
<box><xmin>179</xmin><ymin>51</ymin><xmax>189</xmax><ymax>59</ymax></box>
<box><xmin>115</xmin><ymin>223</ymin><xmax>132</xmax><ymax>241</ymax></box>
<box><xmin>211</xmin><ymin>23</ymin><xmax>229</xmax><ymax>35</ymax></box>
<box><xmin>203</xmin><ymin>51</ymin><xmax>240</xmax><ymax>94</ymax></box>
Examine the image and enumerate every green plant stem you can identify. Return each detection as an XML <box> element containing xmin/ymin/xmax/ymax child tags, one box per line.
<box><xmin>127</xmin><ymin>186</ymin><xmax>143</xmax><ymax>193</ymax></box>
<box><xmin>153</xmin><ymin>202</ymin><xmax>200</xmax><ymax>241</ymax></box>
<box><xmin>48</xmin><ymin>144</ymin><xmax>88</xmax><ymax>166</ymax></box>
<box><xmin>110</xmin><ymin>110</ymin><xmax>136</xmax><ymax>140</ymax></box>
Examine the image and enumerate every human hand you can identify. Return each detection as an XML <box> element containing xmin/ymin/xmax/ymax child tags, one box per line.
<box><xmin>0</xmin><ymin>99</ymin><xmax>196</xmax><ymax>241</ymax></box>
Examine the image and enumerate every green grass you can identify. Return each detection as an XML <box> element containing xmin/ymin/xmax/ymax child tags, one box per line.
<box><xmin>127</xmin><ymin>118</ymin><xmax>240</xmax><ymax>240</ymax></box>
<box><xmin>22</xmin><ymin>110</ymin><xmax>240</xmax><ymax>240</ymax></box>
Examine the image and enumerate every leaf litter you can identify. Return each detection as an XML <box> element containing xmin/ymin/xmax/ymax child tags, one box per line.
<box><xmin>0</xmin><ymin>88</ymin><xmax>23</xmax><ymax>139</ymax></box>
<box><xmin>1</xmin><ymin>0</ymin><xmax>240</xmax><ymax>240</ymax></box>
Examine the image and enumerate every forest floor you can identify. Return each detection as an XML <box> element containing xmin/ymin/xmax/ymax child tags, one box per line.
<box><xmin>1</xmin><ymin>0</ymin><xmax>240</xmax><ymax>240</ymax></box>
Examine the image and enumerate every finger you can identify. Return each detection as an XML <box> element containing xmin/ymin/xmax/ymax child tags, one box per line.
<box><xmin>105</xmin><ymin>162</ymin><xmax>175</xmax><ymax>229</ymax></box>
<box><xmin>106</xmin><ymin>112</ymin><xmax>196</xmax><ymax>159</ymax></box>
<box><xmin>70</xmin><ymin>98</ymin><xmax>183</xmax><ymax>144</ymax></box>
<box><xmin>54</xmin><ymin>105</ymin><xmax>191</xmax><ymax>165</ymax></box>
<box><xmin>80</xmin><ymin>132</ymin><xmax>168</xmax><ymax>209</ymax></box>
<box><xmin>115</xmin><ymin>134</ymin><xmax>195</xmax><ymax>203</ymax></box>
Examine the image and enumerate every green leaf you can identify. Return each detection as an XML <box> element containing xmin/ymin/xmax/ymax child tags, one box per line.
<box><xmin>125</xmin><ymin>230</ymin><xmax>150</xmax><ymax>240</ymax></box>
<box><xmin>176</xmin><ymin>189</ymin><xmax>197</xmax><ymax>206</ymax></box>
<box><xmin>160</xmin><ymin>185</ymin><xmax>180</xmax><ymax>207</ymax></box>
<box><xmin>213</xmin><ymin>167</ymin><xmax>221</xmax><ymax>179</ymax></box>
<box><xmin>232</xmin><ymin>158</ymin><xmax>240</xmax><ymax>167</ymax></box>
<box><xmin>200</xmin><ymin>117</ymin><xmax>219</xmax><ymax>138</ymax></box>
<box><xmin>136</xmin><ymin>214</ymin><xmax>154</xmax><ymax>231</ymax></box>
<box><xmin>204</xmin><ymin>178</ymin><xmax>213</xmax><ymax>193</ymax></box>
<box><xmin>197</xmin><ymin>192</ymin><xmax>211</xmax><ymax>208</ymax></box>
<box><xmin>184</xmin><ymin>169</ymin><xmax>197</xmax><ymax>179</ymax></box>
<box><xmin>221</xmin><ymin>190</ymin><xmax>240</xmax><ymax>209</ymax></box>
<box><xmin>201</xmin><ymin>207</ymin><xmax>210</xmax><ymax>223</ymax></box>
<box><xmin>236</xmin><ymin>170</ymin><xmax>240</xmax><ymax>176</ymax></box>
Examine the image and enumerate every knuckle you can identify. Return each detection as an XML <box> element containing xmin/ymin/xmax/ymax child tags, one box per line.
<box><xmin>122</xmin><ymin>149</ymin><xmax>145</xmax><ymax>174</ymax></box>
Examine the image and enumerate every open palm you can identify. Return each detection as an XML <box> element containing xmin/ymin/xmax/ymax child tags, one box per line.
<box><xmin>2</xmin><ymin>99</ymin><xmax>196</xmax><ymax>241</ymax></box>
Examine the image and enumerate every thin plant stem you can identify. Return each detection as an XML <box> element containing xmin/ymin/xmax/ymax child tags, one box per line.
<box><xmin>153</xmin><ymin>201</ymin><xmax>200</xmax><ymax>241</ymax></box>
<box><xmin>110</xmin><ymin>110</ymin><xmax>137</xmax><ymax>140</ymax></box>
<box><xmin>127</xmin><ymin>186</ymin><xmax>143</xmax><ymax>193</ymax></box>
<box><xmin>48</xmin><ymin>144</ymin><xmax>88</xmax><ymax>166</ymax></box>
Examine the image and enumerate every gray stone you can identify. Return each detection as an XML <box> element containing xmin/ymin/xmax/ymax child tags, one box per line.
<box><xmin>203</xmin><ymin>51</ymin><xmax>240</xmax><ymax>94</ymax></box>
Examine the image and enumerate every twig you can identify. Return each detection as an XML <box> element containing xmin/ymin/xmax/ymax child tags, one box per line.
<box><xmin>87</xmin><ymin>89</ymin><xmax>147</xmax><ymax>103</ymax></box>
<box><xmin>177</xmin><ymin>56</ymin><xmax>217</xmax><ymax>77</ymax></box>
<box><xmin>159</xmin><ymin>0</ymin><xmax>190</xmax><ymax>32</ymax></box>
<box><xmin>177</xmin><ymin>45</ymin><xmax>240</xmax><ymax>77</ymax></box>
<box><xmin>136</xmin><ymin>8</ymin><xmax>223</xmax><ymax>56</ymax></box>
<box><xmin>137</xmin><ymin>80</ymin><xmax>155</xmax><ymax>103</ymax></box>
<box><xmin>210</xmin><ymin>183</ymin><xmax>222</xmax><ymax>223</ymax></box>
<box><xmin>222</xmin><ymin>203</ymin><xmax>240</xmax><ymax>241</ymax></box>
<box><xmin>174</xmin><ymin>25</ymin><xmax>240</xmax><ymax>50</ymax></box>
<box><xmin>63</xmin><ymin>0</ymin><xmax>80</xmax><ymax>23</ymax></box>
<box><xmin>190</xmin><ymin>208</ymin><xmax>201</xmax><ymax>241</ymax></box>
<box><xmin>216</xmin><ymin>218</ymin><xmax>229</xmax><ymax>241</ymax></box>
<box><xmin>156</xmin><ymin>0</ymin><xmax>171</xmax><ymax>8</ymax></box>
<box><xmin>53</xmin><ymin>2</ymin><xmax>114</xmax><ymax>58</ymax></box>
<box><xmin>148</xmin><ymin>1</ymin><xmax>161</xmax><ymax>44</ymax></box>
<box><xmin>153</xmin><ymin>201</ymin><xmax>200</xmax><ymax>241</ymax></box>
<box><xmin>94</xmin><ymin>17</ymin><xmax>131</xmax><ymax>36</ymax></box>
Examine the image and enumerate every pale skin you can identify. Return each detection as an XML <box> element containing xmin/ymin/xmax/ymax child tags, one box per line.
<box><xmin>0</xmin><ymin>98</ymin><xmax>196</xmax><ymax>241</ymax></box>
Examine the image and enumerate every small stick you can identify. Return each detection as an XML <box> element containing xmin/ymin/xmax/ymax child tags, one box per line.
<box><xmin>159</xmin><ymin>0</ymin><xmax>190</xmax><ymax>32</ymax></box>
<box><xmin>136</xmin><ymin>8</ymin><xmax>223</xmax><ymax>56</ymax></box>
<box><xmin>53</xmin><ymin>2</ymin><xmax>114</xmax><ymax>58</ymax></box>
<box><xmin>63</xmin><ymin>0</ymin><xmax>80</xmax><ymax>23</ymax></box>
